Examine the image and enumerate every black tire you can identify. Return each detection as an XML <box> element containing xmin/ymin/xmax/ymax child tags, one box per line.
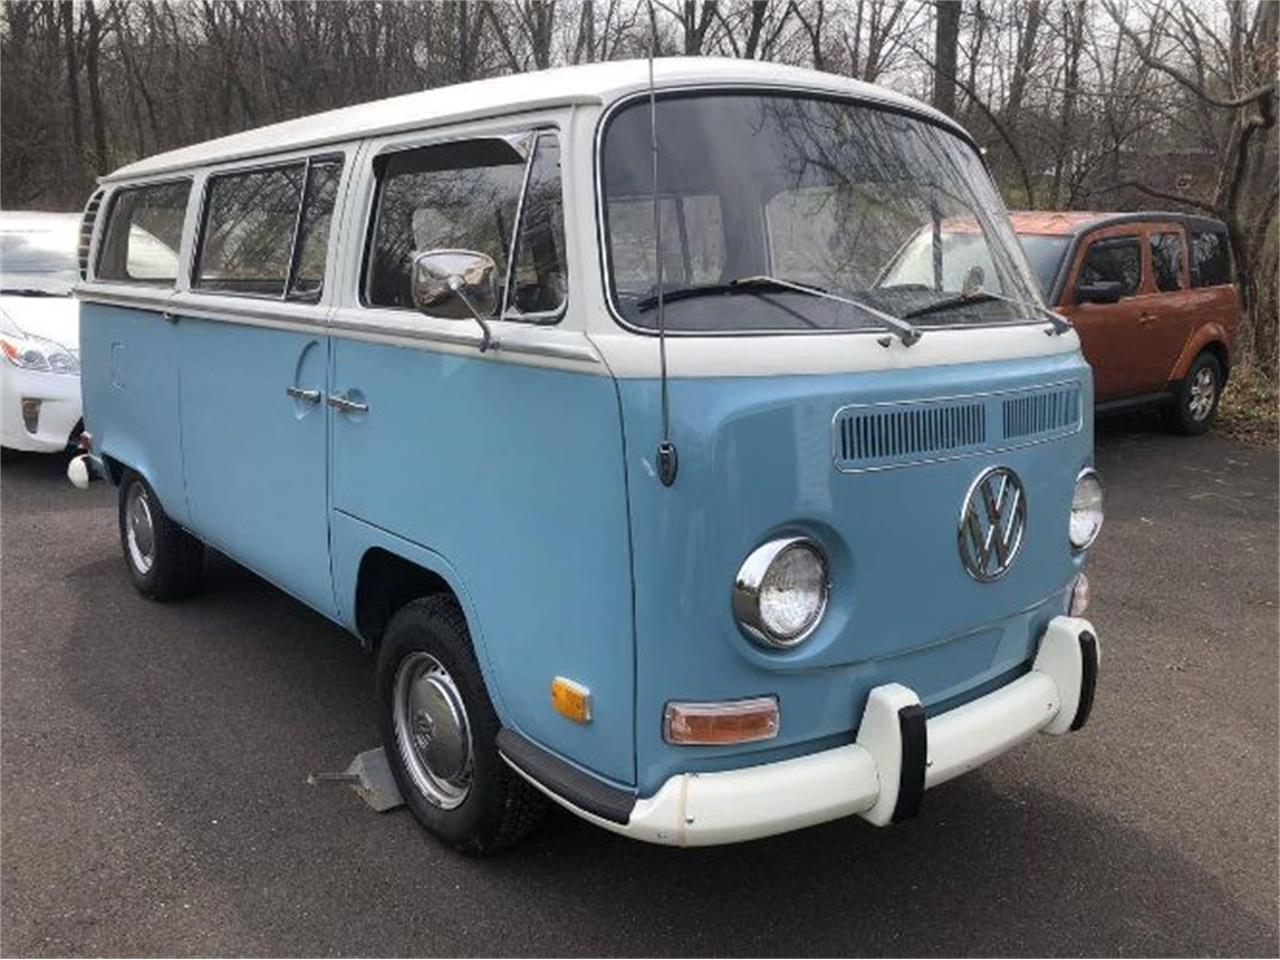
<box><xmin>377</xmin><ymin>595</ymin><xmax>545</xmax><ymax>855</ymax></box>
<box><xmin>117</xmin><ymin>470</ymin><xmax>205</xmax><ymax>600</ymax></box>
<box><xmin>1166</xmin><ymin>351</ymin><xmax>1223</xmax><ymax>435</ymax></box>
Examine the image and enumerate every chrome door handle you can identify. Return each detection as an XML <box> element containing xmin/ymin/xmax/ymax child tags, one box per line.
<box><xmin>328</xmin><ymin>393</ymin><xmax>369</xmax><ymax>414</ymax></box>
<box><xmin>1138</xmin><ymin>313</ymin><xmax>1158</xmax><ymax>325</ymax></box>
<box><xmin>285</xmin><ymin>386</ymin><xmax>322</xmax><ymax>404</ymax></box>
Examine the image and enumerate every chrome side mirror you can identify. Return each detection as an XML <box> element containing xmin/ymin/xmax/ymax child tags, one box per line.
<box><xmin>410</xmin><ymin>250</ymin><xmax>500</xmax><ymax>352</ymax></box>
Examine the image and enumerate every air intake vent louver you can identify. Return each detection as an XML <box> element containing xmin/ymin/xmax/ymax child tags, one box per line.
<box><xmin>1002</xmin><ymin>384</ymin><xmax>1081</xmax><ymax>439</ymax></box>
<box><xmin>77</xmin><ymin>189</ymin><xmax>104</xmax><ymax>281</ymax></box>
<box><xmin>837</xmin><ymin>402</ymin><xmax>986</xmax><ymax>465</ymax></box>
<box><xmin>833</xmin><ymin>381</ymin><xmax>1082</xmax><ymax>472</ymax></box>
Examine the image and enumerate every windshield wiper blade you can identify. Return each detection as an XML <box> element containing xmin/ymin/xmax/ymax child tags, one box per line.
<box><xmin>634</xmin><ymin>277</ymin><xmax>796</xmax><ymax>311</ymax></box>
<box><xmin>899</xmin><ymin>289</ymin><xmax>1072</xmax><ymax>334</ymax></box>
<box><xmin>733</xmin><ymin>275</ymin><xmax>922</xmax><ymax>346</ymax></box>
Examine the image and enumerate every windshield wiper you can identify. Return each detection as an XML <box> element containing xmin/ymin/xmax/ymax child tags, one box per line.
<box><xmin>733</xmin><ymin>275</ymin><xmax>922</xmax><ymax>346</ymax></box>
<box><xmin>634</xmin><ymin>277</ymin><xmax>800</xmax><ymax>311</ymax></box>
<box><xmin>899</xmin><ymin>289</ymin><xmax>1072</xmax><ymax>335</ymax></box>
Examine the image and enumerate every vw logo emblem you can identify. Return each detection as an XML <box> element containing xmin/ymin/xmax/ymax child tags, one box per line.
<box><xmin>958</xmin><ymin>466</ymin><xmax>1027</xmax><ymax>581</ymax></box>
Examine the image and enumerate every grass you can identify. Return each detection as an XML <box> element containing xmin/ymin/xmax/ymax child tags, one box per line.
<box><xmin>1219</xmin><ymin>363</ymin><xmax>1279</xmax><ymax>448</ymax></box>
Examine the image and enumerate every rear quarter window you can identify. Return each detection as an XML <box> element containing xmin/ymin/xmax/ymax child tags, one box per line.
<box><xmin>96</xmin><ymin>181</ymin><xmax>189</xmax><ymax>284</ymax></box>
<box><xmin>1192</xmin><ymin>229</ymin><xmax>1232</xmax><ymax>287</ymax></box>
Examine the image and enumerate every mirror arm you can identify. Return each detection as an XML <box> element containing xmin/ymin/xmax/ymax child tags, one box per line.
<box><xmin>449</xmin><ymin>275</ymin><xmax>498</xmax><ymax>353</ymax></box>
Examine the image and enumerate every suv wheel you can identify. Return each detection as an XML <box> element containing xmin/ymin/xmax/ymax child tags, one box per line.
<box><xmin>1167</xmin><ymin>351</ymin><xmax>1222</xmax><ymax>435</ymax></box>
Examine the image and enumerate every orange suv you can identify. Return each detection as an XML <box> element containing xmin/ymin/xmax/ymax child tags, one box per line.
<box><xmin>1012</xmin><ymin>212</ymin><xmax>1239</xmax><ymax>434</ymax></box>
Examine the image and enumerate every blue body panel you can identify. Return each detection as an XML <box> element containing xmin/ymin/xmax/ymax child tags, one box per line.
<box><xmin>328</xmin><ymin>339</ymin><xmax>637</xmax><ymax>786</ymax></box>
<box><xmin>177</xmin><ymin>318</ymin><xmax>336</xmax><ymax>616</ymax></box>
<box><xmin>81</xmin><ymin>291</ymin><xmax>1093</xmax><ymax>800</ymax></box>
<box><xmin>79</xmin><ymin>303</ymin><xmax>189</xmax><ymax>521</ymax></box>
<box><xmin>616</xmin><ymin>351</ymin><xmax>1093</xmax><ymax>795</ymax></box>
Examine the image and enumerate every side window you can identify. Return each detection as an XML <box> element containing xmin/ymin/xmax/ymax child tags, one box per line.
<box><xmin>366</xmin><ymin>138</ymin><xmax>527</xmax><ymax>312</ymax></box>
<box><xmin>1149</xmin><ymin>231</ymin><xmax>1184</xmax><ymax>292</ymax></box>
<box><xmin>96</xmin><ymin>181</ymin><xmax>188</xmax><ymax>284</ymax></box>
<box><xmin>195</xmin><ymin>157</ymin><xmax>343</xmax><ymax>299</ymax></box>
<box><xmin>506</xmin><ymin>134</ymin><xmax>568</xmax><ymax>317</ymax></box>
<box><xmin>290</xmin><ymin>160</ymin><xmax>344</xmax><ymax>299</ymax></box>
<box><xmin>1079</xmin><ymin>236</ymin><xmax>1141</xmax><ymax>298</ymax></box>
<box><xmin>1192</xmin><ymin>229</ymin><xmax>1231</xmax><ymax>287</ymax></box>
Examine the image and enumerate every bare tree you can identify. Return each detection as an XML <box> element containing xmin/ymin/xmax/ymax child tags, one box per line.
<box><xmin>933</xmin><ymin>0</ymin><xmax>961</xmax><ymax>115</ymax></box>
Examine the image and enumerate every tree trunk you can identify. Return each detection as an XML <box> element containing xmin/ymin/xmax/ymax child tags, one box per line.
<box><xmin>933</xmin><ymin>0</ymin><xmax>961</xmax><ymax>117</ymax></box>
<box><xmin>85</xmin><ymin>1</ymin><xmax>109</xmax><ymax>176</ymax></box>
<box><xmin>60</xmin><ymin>1</ymin><xmax>85</xmax><ymax>184</ymax></box>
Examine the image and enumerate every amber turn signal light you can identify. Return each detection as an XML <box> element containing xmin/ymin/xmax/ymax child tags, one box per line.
<box><xmin>551</xmin><ymin>676</ymin><xmax>592</xmax><ymax>723</ymax></box>
<box><xmin>663</xmin><ymin>697</ymin><xmax>779</xmax><ymax>745</ymax></box>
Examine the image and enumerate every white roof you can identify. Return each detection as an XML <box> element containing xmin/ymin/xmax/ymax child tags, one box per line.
<box><xmin>104</xmin><ymin>57</ymin><xmax>964</xmax><ymax>183</ymax></box>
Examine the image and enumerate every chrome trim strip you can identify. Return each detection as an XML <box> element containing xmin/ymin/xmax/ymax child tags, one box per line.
<box><xmin>78</xmin><ymin>290</ymin><xmax>601</xmax><ymax>366</ymax></box>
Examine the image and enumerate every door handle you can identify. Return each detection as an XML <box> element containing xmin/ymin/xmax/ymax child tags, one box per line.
<box><xmin>1138</xmin><ymin>313</ymin><xmax>1158</xmax><ymax>325</ymax></box>
<box><xmin>328</xmin><ymin>392</ymin><xmax>369</xmax><ymax>414</ymax></box>
<box><xmin>285</xmin><ymin>385</ymin><xmax>322</xmax><ymax>404</ymax></box>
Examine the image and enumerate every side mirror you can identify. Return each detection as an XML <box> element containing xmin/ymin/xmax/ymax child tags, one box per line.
<box><xmin>1075</xmin><ymin>280</ymin><xmax>1124</xmax><ymax>305</ymax></box>
<box><xmin>411</xmin><ymin>250</ymin><xmax>500</xmax><ymax>352</ymax></box>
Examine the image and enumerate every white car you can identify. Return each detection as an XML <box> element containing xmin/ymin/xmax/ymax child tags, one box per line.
<box><xmin>0</xmin><ymin>211</ymin><xmax>83</xmax><ymax>453</ymax></box>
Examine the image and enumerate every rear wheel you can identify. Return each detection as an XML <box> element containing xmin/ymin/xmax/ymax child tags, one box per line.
<box><xmin>117</xmin><ymin>470</ymin><xmax>205</xmax><ymax>600</ymax></box>
<box><xmin>377</xmin><ymin>595</ymin><xmax>545</xmax><ymax>855</ymax></box>
<box><xmin>1166</xmin><ymin>351</ymin><xmax>1222</xmax><ymax>435</ymax></box>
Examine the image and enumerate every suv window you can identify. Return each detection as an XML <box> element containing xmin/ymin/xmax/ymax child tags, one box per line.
<box><xmin>96</xmin><ymin>181</ymin><xmax>188</xmax><ymax>284</ymax></box>
<box><xmin>1149</xmin><ymin>232</ymin><xmax>1184</xmax><ymax>292</ymax></box>
<box><xmin>365</xmin><ymin>133</ymin><xmax>567</xmax><ymax>317</ymax></box>
<box><xmin>1080</xmin><ymin>236</ymin><xmax>1141</xmax><ymax>297</ymax></box>
<box><xmin>195</xmin><ymin>157</ymin><xmax>342</xmax><ymax>299</ymax></box>
<box><xmin>1192</xmin><ymin>229</ymin><xmax>1231</xmax><ymax>287</ymax></box>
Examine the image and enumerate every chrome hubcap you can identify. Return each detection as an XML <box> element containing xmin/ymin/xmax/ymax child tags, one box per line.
<box><xmin>1189</xmin><ymin>366</ymin><xmax>1216</xmax><ymax>421</ymax></box>
<box><xmin>393</xmin><ymin>652</ymin><xmax>473</xmax><ymax>809</ymax></box>
<box><xmin>125</xmin><ymin>483</ymin><xmax>156</xmax><ymax>575</ymax></box>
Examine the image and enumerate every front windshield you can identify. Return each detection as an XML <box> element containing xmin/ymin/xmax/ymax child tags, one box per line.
<box><xmin>0</xmin><ymin>214</ymin><xmax>81</xmax><ymax>296</ymax></box>
<box><xmin>601</xmin><ymin>93</ymin><xmax>1042</xmax><ymax>333</ymax></box>
<box><xmin>1017</xmin><ymin>234</ymin><xmax>1072</xmax><ymax>299</ymax></box>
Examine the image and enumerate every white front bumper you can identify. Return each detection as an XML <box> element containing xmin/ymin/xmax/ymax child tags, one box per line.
<box><xmin>0</xmin><ymin>364</ymin><xmax>82</xmax><ymax>452</ymax></box>
<box><xmin>518</xmin><ymin>615</ymin><xmax>1098</xmax><ymax>846</ymax></box>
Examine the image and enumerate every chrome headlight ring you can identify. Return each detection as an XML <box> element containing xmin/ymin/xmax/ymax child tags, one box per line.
<box><xmin>732</xmin><ymin>536</ymin><xmax>830</xmax><ymax>649</ymax></box>
<box><xmin>1070</xmin><ymin>467</ymin><xmax>1104</xmax><ymax>551</ymax></box>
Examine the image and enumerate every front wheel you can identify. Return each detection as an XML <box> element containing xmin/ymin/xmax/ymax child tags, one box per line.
<box><xmin>1166</xmin><ymin>351</ymin><xmax>1222</xmax><ymax>435</ymax></box>
<box><xmin>377</xmin><ymin>596</ymin><xmax>545</xmax><ymax>855</ymax></box>
<box><xmin>117</xmin><ymin>470</ymin><xmax>205</xmax><ymax>600</ymax></box>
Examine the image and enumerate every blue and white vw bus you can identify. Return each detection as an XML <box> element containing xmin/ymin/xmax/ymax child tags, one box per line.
<box><xmin>72</xmin><ymin>58</ymin><xmax>1103</xmax><ymax>854</ymax></box>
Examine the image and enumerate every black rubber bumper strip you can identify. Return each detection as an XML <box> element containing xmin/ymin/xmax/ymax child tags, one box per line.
<box><xmin>496</xmin><ymin>728</ymin><xmax>636</xmax><ymax>825</ymax></box>
<box><xmin>891</xmin><ymin>703</ymin><xmax>928</xmax><ymax>823</ymax></box>
<box><xmin>1071</xmin><ymin>630</ymin><xmax>1099</xmax><ymax>731</ymax></box>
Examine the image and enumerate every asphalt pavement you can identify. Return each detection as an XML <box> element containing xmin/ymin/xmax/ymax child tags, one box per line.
<box><xmin>2</xmin><ymin>414</ymin><xmax>1277</xmax><ymax>956</ymax></box>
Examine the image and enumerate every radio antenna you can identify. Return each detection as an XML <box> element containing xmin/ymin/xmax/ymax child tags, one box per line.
<box><xmin>648</xmin><ymin>5</ymin><xmax>677</xmax><ymax>486</ymax></box>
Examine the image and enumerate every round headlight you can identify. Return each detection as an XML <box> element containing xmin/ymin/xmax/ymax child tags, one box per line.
<box><xmin>1070</xmin><ymin>468</ymin><xmax>1104</xmax><ymax>550</ymax></box>
<box><xmin>733</xmin><ymin>537</ymin><xmax>829</xmax><ymax>648</ymax></box>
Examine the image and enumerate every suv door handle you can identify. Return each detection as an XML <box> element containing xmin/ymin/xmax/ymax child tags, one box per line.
<box><xmin>1138</xmin><ymin>312</ymin><xmax>1158</xmax><ymax>325</ymax></box>
<box><xmin>328</xmin><ymin>393</ymin><xmax>369</xmax><ymax>414</ymax></box>
<box><xmin>285</xmin><ymin>386</ymin><xmax>322</xmax><ymax>404</ymax></box>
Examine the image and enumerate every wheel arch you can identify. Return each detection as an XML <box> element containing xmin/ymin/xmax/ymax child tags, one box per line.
<box><xmin>1171</xmin><ymin>326</ymin><xmax>1231</xmax><ymax>385</ymax></box>
<box><xmin>335</xmin><ymin>526</ymin><xmax>511</xmax><ymax>721</ymax></box>
<box><xmin>355</xmin><ymin>547</ymin><xmax>458</xmax><ymax>648</ymax></box>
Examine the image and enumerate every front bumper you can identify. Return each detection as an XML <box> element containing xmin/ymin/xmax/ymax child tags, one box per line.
<box><xmin>0</xmin><ymin>365</ymin><xmax>82</xmax><ymax>452</ymax></box>
<box><xmin>505</xmin><ymin>615</ymin><xmax>1098</xmax><ymax>846</ymax></box>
